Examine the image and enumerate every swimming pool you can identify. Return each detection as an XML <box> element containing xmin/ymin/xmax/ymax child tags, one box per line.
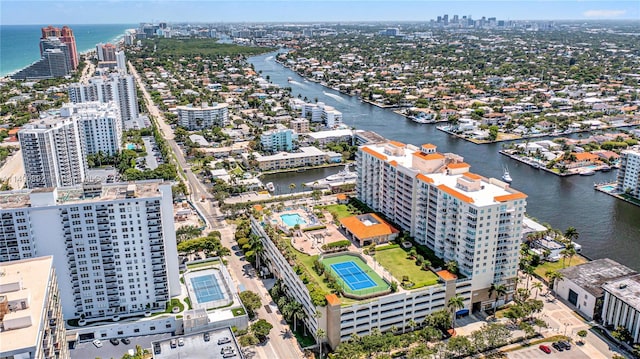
<box><xmin>601</xmin><ymin>185</ymin><xmax>616</xmax><ymax>192</ymax></box>
<box><xmin>126</xmin><ymin>143</ymin><xmax>136</xmax><ymax>150</ymax></box>
<box><xmin>280</xmin><ymin>213</ymin><xmax>306</xmax><ymax>227</ymax></box>
<box><xmin>190</xmin><ymin>274</ymin><xmax>224</xmax><ymax>303</ymax></box>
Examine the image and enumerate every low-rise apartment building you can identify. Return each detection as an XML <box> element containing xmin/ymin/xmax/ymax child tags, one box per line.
<box><xmin>602</xmin><ymin>274</ymin><xmax>640</xmax><ymax>343</ymax></box>
<box><xmin>252</xmin><ymin>146</ymin><xmax>328</xmax><ymax>171</ymax></box>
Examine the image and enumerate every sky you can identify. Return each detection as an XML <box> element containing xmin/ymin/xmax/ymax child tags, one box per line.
<box><xmin>1</xmin><ymin>0</ymin><xmax>639</xmax><ymax>25</ymax></box>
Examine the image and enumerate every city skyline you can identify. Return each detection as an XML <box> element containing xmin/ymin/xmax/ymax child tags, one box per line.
<box><xmin>1</xmin><ymin>0</ymin><xmax>638</xmax><ymax>25</ymax></box>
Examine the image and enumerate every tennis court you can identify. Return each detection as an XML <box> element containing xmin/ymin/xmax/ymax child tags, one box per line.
<box><xmin>190</xmin><ymin>274</ymin><xmax>224</xmax><ymax>303</ymax></box>
<box><xmin>330</xmin><ymin>261</ymin><xmax>377</xmax><ymax>290</ymax></box>
<box><xmin>321</xmin><ymin>254</ymin><xmax>390</xmax><ymax>299</ymax></box>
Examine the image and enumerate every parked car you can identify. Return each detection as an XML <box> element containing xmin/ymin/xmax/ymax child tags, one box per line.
<box><xmin>217</xmin><ymin>337</ymin><xmax>231</xmax><ymax>345</ymax></box>
<box><xmin>552</xmin><ymin>342</ymin><xmax>564</xmax><ymax>351</ymax></box>
<box><xmin>109</xmin><ymin>338</ymin><xmax>119</xmax><ymax>345</ymax></box>
<box><xmin>153</xmin><ymin>343</ymin><xmax>161</xmax><ymax>355</ymax></box>
<box><xmin>92</xmin><ymin>339</ymin><xmax>103</xmax><ymax>348</ymax></box>
<box><xmin>203</xmin><ymin>332</ymin><xmax>210</xmax><ymax>342</ymax></box>
<box><xmin>539</xmin><ymin>344</ymin><xmax>552</xmax><ymax>354</ymax></box>
<box><xmin>170</xmin><ymin>339</ymin><xmax>177</xmax><ymax>348</ymax></box>
<box><xmin>178</xmin><ymin>337</ymin><xmax>185</xmax><ymax>346</ymax></box>
<box><xmin>121</xmin><ymin>338</ymin><xmax>131</xmax><ymax>345</ymax></box>
<box><xmin>559</xmin><ymin>341</ymin><xmax>572</xmax><ymax>350</ymax></box>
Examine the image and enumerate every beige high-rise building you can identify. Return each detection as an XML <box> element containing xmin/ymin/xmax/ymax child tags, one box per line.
<box><xmin>357</xmin><ymin>140</ymin><xmax>527</xmax><ymax>309</ymax></box>
<box><xmin>0</xmin><ymin>256</ymin><xmax>69</xmax><ymax>359</ymax></box>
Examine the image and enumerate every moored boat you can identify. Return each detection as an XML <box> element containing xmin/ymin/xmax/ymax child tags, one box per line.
<box><xmin>501</xmin><ymin>166</ymin><xmax>513</xmax><ymax>183</ymax></box>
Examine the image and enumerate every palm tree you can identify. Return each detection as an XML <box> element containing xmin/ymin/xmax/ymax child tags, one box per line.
<box><xmin>545</xmin><ymin>270</ymin><xmax>564</xmax><ymax>293</ymax></box>
<box><xmin>289</xmin><ymin>183</ymin><xmax>296</xmax><ymax>193</ymax></box>
<box><xmin>289</xmin><ymin>302</ymin><xmax>304</xmax><ymax>333</ymax></box>
<box><xmin>447</xmin><ymin>295</ymin><xmax>465</xmax><ymax>334</ymax></box>
<box><xmin>532</xmin><ymin>282</ymin><xmax>544</xmax><ymax>299</ymax></box>
<box><xmin>316</xmin><ymin>328</ymin><xmax>326</xmax><ymax>359</ymax></box>
<box><xmin>564</xmin><ymin>226</ymin><xmax>579</xmax><ymax>245</ymax></box>
<box><xmin>248</xmin><ymin>235</ymin><xmax>264</xmax><ymax>271</ymax></box>
<box><xmin>491</xmin><ymin>284</ymin><xmax>508</xmax><ymax>314</ymax></box>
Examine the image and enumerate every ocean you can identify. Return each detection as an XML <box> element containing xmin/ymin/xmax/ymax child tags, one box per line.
<box><xmin>0</xmin><ymin>24</ymin><xmax>134</xmax><ymax>77</ymax></box>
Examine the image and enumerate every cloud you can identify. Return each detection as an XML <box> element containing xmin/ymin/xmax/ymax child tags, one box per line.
<box><xmin>583</xmin><ymin>9</ymin><xmax>627</xmax><ymax>18</ymax></box>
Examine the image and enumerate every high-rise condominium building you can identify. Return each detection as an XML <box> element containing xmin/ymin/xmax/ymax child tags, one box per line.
<box><xmin>12</xmin><ymin>38</ymin><xmax>71</xmax><ymax>80</ymax></box>
<box><xmin>357</xmin><ymin>140</ymin><xmax>526</xmax><ymax>304</ymax></box>
<box><xmin>177</xmin><ymin>102</ymin><xmax>229</xmax><ymax>130</ymax></box>
<box><xmin>96</xmin><ymin>43</ymin><xmax>117</xmax><ymax>62</ymax></box>
<box><xmin>616</xmin><ymin>147</ymin><xmax>640</xmax><ymax>199</ymax></box>
<box><xmin>0</xmin><ymin>181</ymin><xmax>179</xmax><ymax>323</ymax></box>
<box><xmin>41</xmin><ymin>25</ymin><xmax>78</xmax><ymax>70</ymax></box>
<box><xmin>19</xmin><ymin>117</ymin><xmax>86</xmax><ymax>189</ymax></box>
<box><xmin>61</xmin><ymin>102</ymin><xmax>123</xmax><ymax>156</ymax></box>
<box><xmin>116</xmin><ymin>50</ymin><xmax>127</xmax><ymax>73</ymax></box>
<box><xmin>68</xmin><ymin>73</ymin><xmax>139</xmax><ymax>121</ymax></box>
<box><xmin>0</xmin><ymin>256</ymin><xmax>69</xmax><ymax>359</ymax></box>
<box><xmin>18</xmin><ymin>102</ymin><xmax>122</xmax><ymax>189</ymax></box>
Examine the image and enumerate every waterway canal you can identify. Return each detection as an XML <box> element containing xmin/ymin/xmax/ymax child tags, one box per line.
<box><xmin>250</xmin><ymin>52</ymin><xmax>640</xmax><ymax>270</ymax></box>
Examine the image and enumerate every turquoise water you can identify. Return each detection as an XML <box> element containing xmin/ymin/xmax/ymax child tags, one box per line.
<box><xmin>1</xmin><ymin>24</ymin><xmax>133</xmax><ymax>77</ymax></box>
<box><xmin>601</xmin><ymin>185</ymin><xmax>616</xmax><ymax>192</ymax></box>
<box><xmin>126</xmin><ymin>143</ymin><xmax>136</xmax><ymax>150</ymax></box>
<box><xmin>280</xmin><ymin>213</ymin><xmax>306</xmax><ymax>227</ymax></box>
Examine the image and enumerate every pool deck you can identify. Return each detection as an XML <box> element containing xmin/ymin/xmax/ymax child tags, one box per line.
<box><xmin>594</xmin><ymin>182</ymin><xmax>640</xmax><ymax>208</ymax></box>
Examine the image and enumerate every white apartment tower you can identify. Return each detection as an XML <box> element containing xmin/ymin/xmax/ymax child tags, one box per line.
<box><xmin>61</xmin><ymin>102</ymin><xmax>123</xmax><ymax>156</ymax></box>
<box><xmin>19</xmin><ymin>117</ymin><xmax>87</xmax><ymax>189</ymax></box>
<box><xmin>357</xmin><ymin>141</ymin><xmax>527</xmax><ymax>309</ymax></box>
<box><xmin>0</xmin><ymin>181</ymin><xmax>179</xmax><ymax>323</ymax></box>
<box><xmin>301</xmin><ymin>102</ymin><xmax>343</xmax><ymax>128</ymax></box>
<box><xmin>177</xmin><ymin>102</ymin><xmax>229</xmax><ymax>130</ymax></box>
<box><xmin>68</xmin><ymin>73</ymin><xmax>139</xmax><ymax>121</ymax></box>
<box><xmin>116</xmin><ymin>50</ymin><xmax>127</xmax><ymax>73</ymax></box>
<box><xmin>616</xmin><ymin>147</ymin><xmax>640</xmax><ymax>199</ymax></box>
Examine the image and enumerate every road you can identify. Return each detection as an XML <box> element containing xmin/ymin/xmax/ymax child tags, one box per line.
<box><xmin>129</xmin><ymin>61</ymin><xmax>304</xmax><ymax>359</ymax></box>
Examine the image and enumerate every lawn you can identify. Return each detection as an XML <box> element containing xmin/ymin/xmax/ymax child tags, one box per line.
<box><xmin>374</xmin><ymin>246</ymin><xmax>440</xmax><ymax>289</ymax></box>
<box><xmin>186</xmin><ymin>259</ymin><xmax>220</xmax><ymax>269</ymax></box>
<box><xmin>322</xmin><ymin>204</ymin><xmax>359</xmax><ymax>220</ymax></box>
<box><xmin>534</xmin><ymin>255</ymin><xmax>588</xmax><ymax>278</ymax></box>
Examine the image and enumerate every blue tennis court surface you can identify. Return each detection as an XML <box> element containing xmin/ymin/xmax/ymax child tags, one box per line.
<box><xmin>190</xmin><ymin>274</ymin><xmax>224</xmax><ymax>303</ymax></box>
<box><xmin>330</xmin><ymin>261</ymin><xmax>377</xmax><ymax>290</ymax></box>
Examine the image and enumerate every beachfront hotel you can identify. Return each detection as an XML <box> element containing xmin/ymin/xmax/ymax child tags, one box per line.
<box><xmin>0</xmin><ymin>181</ymin><xmax>179</xmax><ymax>324</ymax></box>
<box><xmin>0</xmin><ymin>256</ymin><xmax>69</xmax><ymax>359</ymax></box>
<box><xmin>356</xmin><ymin>140</ymin><xmax>527</xmax><ymax>308</ymax></box>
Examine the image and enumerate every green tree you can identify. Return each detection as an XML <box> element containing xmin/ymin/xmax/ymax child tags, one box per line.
<box><xmin>239</xmin><ymin>291</ymin><xmax>262</xmax><ymax>319</ymax></box>
<box><xmin>251</xmin><ymin>319</ymin><xmax>274</xmax><ymax>342</ymax></box>
<box><xmin>316</xmin><ymin>328</ymin><xmax>327</xmax><ymax>359</ymax></box>
<box><xmin>489</xmin><ymin>283</ymin><xmax>508</xmax><ymax>314</ymax></box>
<box><xmin>488</xmin><ymin>125</ymin><xmax>499</xmax><ymax>141</ymax></box>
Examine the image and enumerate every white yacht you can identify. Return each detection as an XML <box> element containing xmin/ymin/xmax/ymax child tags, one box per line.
<box><xmin>501</xmin><ymin>166</ymin><xmax>513</xmax><ymax>183</ymax></box>
<box><xmin>305</xmin><ymin>164</ymin><xmax>358</xmax><ymax>189</ymax></box>
<box><xmin>265</xmin><ymin>182</ymin><xmax>275</xmax><ymax>192</ymax></box>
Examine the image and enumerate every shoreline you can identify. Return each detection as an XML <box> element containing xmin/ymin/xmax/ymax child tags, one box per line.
<box><xmin>594</xmin><ymin>183</ymin><xmax>640</xmax><ymax>208</ymax></box>
<box><xmin>1</xmin><ymin>30</ymin><xmax>126</xmax><ymax>79</ymax></box>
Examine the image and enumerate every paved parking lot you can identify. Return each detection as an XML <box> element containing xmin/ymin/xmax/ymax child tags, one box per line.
<box><xmin>142</xmin><ymin>136</ymin><xmax>161</xmax><ymax>169</ymax></box>
<box><xmin>70</xmin><ymin>333</ymin><xmax>172</xmax><ymax>359</ymax></box>
<box><xmin>508</xmin><ymin>345</ymin><xmax>591</xmax><ymax>359</ymax></box>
